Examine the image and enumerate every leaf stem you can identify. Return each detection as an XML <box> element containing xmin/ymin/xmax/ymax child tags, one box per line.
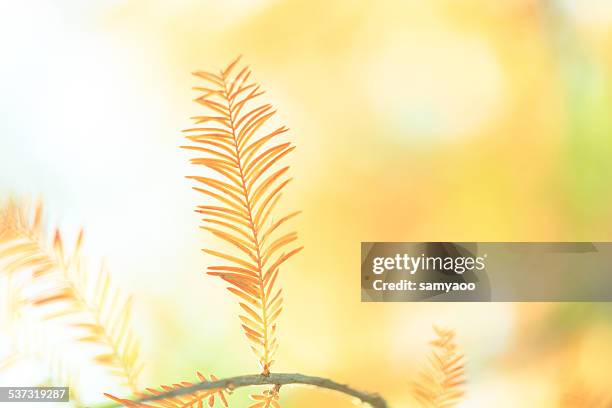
<box><xmin>220</xmin><ymin>71</ymin><xmax>272</xmax><ymax>374</ymax></box>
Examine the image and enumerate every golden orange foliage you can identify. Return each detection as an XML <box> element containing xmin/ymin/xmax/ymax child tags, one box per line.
<box><xmin>183</xmin><ymin>56</ymin><xmax>302</xmax><ymax>376</ymax></box>
<box><xmin>248</xmin><ymin>387</ymin><xmax>280</xmax><ymax>408</ymax></box>
<box><xmin>0</xmin><ymin>199</ymin><xmax>143</xmax><ymax>392</ymax></box>
<box><xmin>104</xmin><ymin>372</ymin><xmax>229</xmax><ymax>408</ymax></box>
<box><xmin>412</xmin><ymin>326</ymin><xmax>465</xmax><ymax>408</ymax></box>
<box><xmin>105</xmin><ymin>56</ymin><xmax>302</xmax><ymax>408</ymax></box>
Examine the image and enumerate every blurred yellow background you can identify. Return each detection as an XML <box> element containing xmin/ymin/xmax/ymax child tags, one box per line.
<box><xmin>1</xmin><ymin>0</ymin><xmax>612</xmax><ymax>406</ymax></box>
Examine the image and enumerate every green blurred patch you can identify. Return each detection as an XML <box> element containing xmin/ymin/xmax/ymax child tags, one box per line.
<box><xmin>549</xmin><ymin>2</ymin><xmax>612</xmax><ymax>236</ymax></box>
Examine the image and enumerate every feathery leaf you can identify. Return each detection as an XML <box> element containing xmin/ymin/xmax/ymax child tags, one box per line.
<box><xmin>249</xmin><ymin>387</ymin><xmax>280</xmax><ymax>408</ymax></box>
<box><xmin>184</xmin><ymin>56</ymin><xmax>302</xmax><ymax>374</ymax></box>
<box><xmin>0</xmin><ymin>199</ymin><xmax>143</xmax><ymax>392</ymax></box>
<box><xmin>412</xmin><ymin>326</ymin><xmax>466</xmax><ymax>408</ymax></box>
<box><xmin>105</xmin><ymin>372</ymin><xmax>230</xmax><ymax>408</ymax></box>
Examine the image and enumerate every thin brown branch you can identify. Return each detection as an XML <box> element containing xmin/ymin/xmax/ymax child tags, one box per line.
<box><xmin>119</xmin><ymin>372</ymin><xmax>389</xmax><ymax>408</ymax></box>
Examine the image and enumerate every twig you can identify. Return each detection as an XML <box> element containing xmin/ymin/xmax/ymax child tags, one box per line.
<box><xmin>120</xmin><ymin>372</ymin><xmax>389</xmax><ymax>408</ymax></box>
